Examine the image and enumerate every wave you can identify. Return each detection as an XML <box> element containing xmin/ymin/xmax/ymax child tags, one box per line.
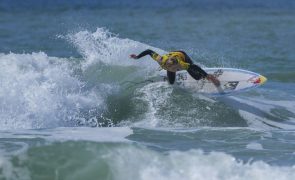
<box><xmin>0</xmin><ymin>28</ymin><xmax>164</xmax><ymax>130</ymax></box>
<box><xmin>1</xmin><ymin>141</ymin><xmax>294</xmax><ymax>180</ymax></box>
<box><xmin>105</xmin><ymin>146</ymin><xmax>295</xmax><ymax>180</ymax></box>
<box><xmin>1</xmin><ymin>28</ymin><xmax>294</xmax><ymax>131</ymax></box>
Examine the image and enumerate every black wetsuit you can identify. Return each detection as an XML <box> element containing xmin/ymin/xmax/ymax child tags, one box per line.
<box><xmin>136</xmin><ymin>49</ymin><xmax>208</xmax><ymax>84</ymax></box>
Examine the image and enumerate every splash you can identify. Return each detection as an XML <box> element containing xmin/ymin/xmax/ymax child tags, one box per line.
<box><xmin>106</xmin><ymin>147</ymin><xmax>295</xmax><ymax>180</ymax></box>
<box><xmin>66</xmin><ymin>27</ymin><xmax>164</xmax><ymax>70</ymax></box>
<box><xmin>0</xmin><ymin>52</ymin><xmax>104</xmax><ymax>130</ymax></box>
<box><xmin>0</xmin><ymin>28</ymin><xmax>170</xmax><ymax>130</ymax></box>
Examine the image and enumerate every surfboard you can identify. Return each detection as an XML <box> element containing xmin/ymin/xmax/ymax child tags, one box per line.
<box><xmin>158</xmin><ymin>68</ymin><xmax>267</xmax><ymax>96</ymax></box>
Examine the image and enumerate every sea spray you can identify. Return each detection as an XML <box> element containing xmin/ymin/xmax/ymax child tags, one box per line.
<box><xmin>65</xmin><ymin>27</ymin><xmax>164</xmax><ymax>70</ymax></box>
<box><xmin>0</xmin><ymin>52</ymin><xmax>104</xmax><ymax>129</ymax></box>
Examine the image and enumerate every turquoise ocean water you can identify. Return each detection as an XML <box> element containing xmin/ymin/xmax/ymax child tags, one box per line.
<box><xmin>0</xmin><ymin>0</ymin><xmax>295</xmax><ymax>179</ymax></box>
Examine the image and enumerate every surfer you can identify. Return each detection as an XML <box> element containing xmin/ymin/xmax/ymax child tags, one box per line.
<box><xmin>130</xmin><ymin>49</ymin><xmax>220</xmax><ymax>86</ymax></box>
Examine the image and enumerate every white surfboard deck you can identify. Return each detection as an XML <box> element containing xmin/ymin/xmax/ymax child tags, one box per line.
<box><xmin>157</xmin><ymin>68</ymin><xmax>267</xmax><ymax>96</ymax></box>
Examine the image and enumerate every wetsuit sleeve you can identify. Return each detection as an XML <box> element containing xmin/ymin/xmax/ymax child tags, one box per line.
<box><xmin>136</xmin><ymin>49</ymin><xmax>161</xmax><ymax>61</ymax></box>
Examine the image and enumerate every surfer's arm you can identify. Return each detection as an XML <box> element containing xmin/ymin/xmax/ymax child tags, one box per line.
<box><xmin>130</xmin><ymin>49</ymin><xmax>162</xmax><ymax>62</ymax></box>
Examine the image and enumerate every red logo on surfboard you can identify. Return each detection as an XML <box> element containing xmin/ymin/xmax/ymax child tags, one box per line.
<box><xmin>247</xmin><ymin>76</ymin><xmax>261</xmax><ymax>84</ymax></box>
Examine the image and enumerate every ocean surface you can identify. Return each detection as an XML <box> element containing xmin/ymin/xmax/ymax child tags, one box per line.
<box><xmin>1</xmin><ymin>0</ymin><xmax>295</xmax><ymax>179</ymax></box>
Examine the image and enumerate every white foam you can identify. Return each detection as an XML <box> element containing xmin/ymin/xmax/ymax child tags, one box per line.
<box><xmin>0</xmin><ymin>52</ymin><xmax>105</xmax><ymax>130</ymax></box>
<box><xmin>107</xmin><ymin>147</ymin><xmax>295</xmax><ymax>180</ymax></box>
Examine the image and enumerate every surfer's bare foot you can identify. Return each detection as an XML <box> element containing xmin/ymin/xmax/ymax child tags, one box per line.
<box><xmin>207</xmin><ymin>74</ymin><xmax>221</xmax><ymax>87</ymax></box>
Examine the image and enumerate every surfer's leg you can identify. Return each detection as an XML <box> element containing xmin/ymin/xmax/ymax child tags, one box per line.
<box><xmin>176</xmin><ymin>51</ymin><xmax>193</xmax><ymax>64</ymax></box>
<box><xmin>175</xmin><ymin>51</ymin><xmax>208</xmax><ymax>81</ymax></box>
<box><xmin>187</xmin><ymin>64</ymin><xmax>206</xmax><ymax>80</ymax></box>
<box><xmin>167</xmin><ymin>71</ymin><xmax>176</xmax><ymax>84</ymax></box>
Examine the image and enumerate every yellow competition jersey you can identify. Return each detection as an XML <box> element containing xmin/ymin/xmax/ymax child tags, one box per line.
<box><xmin>151</xmin><ymin>51</ymin><xmax>190</xmax><ymax>72</ymax></box>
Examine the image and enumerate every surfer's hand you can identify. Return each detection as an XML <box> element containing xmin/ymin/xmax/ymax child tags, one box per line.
<box><xmin>130</xmin><ymin>54</ymin><xmax>138</xmax><ymax>59</ymax></box>
<box><xmin>207</xmin><ymin>74</ymin><xmax>221</xmax><ymax>87</ymax></box>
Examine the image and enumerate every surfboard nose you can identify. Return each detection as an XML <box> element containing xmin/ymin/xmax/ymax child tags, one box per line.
<box><xmin>252</xmin><ymin>75</ymin><xmax>267</xmax><ymax>85</ymax></box>
<box><xmin>259</xmin><ymin>75</ymin><xmax>267</xmax><ymax>85</ymax></box>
